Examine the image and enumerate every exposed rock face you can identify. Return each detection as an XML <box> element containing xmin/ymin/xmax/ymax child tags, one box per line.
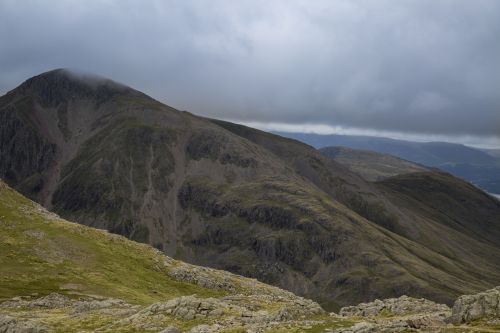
<box><xmin>449</xmin><ymin>286</ymin><xmax>500</xmax><ymax>324</ymax></box>
<box><xmin>339</xmin><ymin>295</ymin><xmax>450</xmax><ymax>317</ymax></box>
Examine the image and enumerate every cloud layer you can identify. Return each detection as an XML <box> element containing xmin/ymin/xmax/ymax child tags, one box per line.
<box><xmin>1</xmin><ymin>0</ymin><xmax>499</xmax><ymax>140</ymax></box>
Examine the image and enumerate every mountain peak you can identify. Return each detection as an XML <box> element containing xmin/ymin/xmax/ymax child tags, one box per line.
<box><xmin>14</xmin><ymin>68</ymin><xmax>141</xmax><ymax>107</ymax></box>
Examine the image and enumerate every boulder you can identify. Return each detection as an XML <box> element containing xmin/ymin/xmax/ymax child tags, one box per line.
<box><xmin>449</xmin><ymin>286</ymin><xmax>500</xmax><ymax>324</ymax></box>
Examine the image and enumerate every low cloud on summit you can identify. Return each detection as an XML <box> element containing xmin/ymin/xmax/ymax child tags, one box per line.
<box><xmin>1</xmin><ymin>0</ymin><xmax>499</xmax><ymax>146</ymax></box>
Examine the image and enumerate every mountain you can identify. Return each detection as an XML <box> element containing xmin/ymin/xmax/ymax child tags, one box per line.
<box><xmin>0</xmin><ymin>179</ymin><xmax>332</xmax><ymax>332</ymax></box>
<box><xmin>2</xmin><ymin>179</ymin><xmax>499</xmax><ymax>332</ymax></box>
<box><xmin>276</xmin><ymin>132</ymin><xmax>500</xmax><ymax>194</ymax></box>
<box><xmin>482</xmin><ymin>148</ymin><xmax>500</xmax><ymax>160</ymax></box>
<box><xmin>319</xmin><ymin>146</ymin><xmax>429</xmax><ymax>181</ymax></box>
<box><xmin>1</xmin><ymin>69</ymin><xmax>500</xmax><ymax>310</ymax></box>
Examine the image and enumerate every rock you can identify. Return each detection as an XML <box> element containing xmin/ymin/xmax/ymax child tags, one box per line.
<box><xmin>339</xmin><ymin>295</ymin><xmax>450</xmax><ymax>317</ymax></box>
<box><xmin>449</xmin><ymin>286</ymin><xmax>500</xmax><ymax>324</ymax></box>
<box><xmin>188</xmin><ymin>324</ymin><xmax>212</xmax><ymax>333</ymax></box>
<box><xmin>23</xmin><ymin>230</ymin><xmax>45</xmax><ymax>239</ymax></box>
<box><xmin>333</xmin><ymin>321</ymin><xmax>377</xmax><ymax>333</ymax></box>
<box><xmin>136</xmin><ymin>295</ymin><xmax>230</xmax><ymax>321</ymax></box>
<box><xmin>0</xmin><ymin>293</ymin><xmax>71</xmax><ymax>309</ymax></box>
<box><xmin>159</xmin><ymin>326</ymin><xmax>181</xmax><ymax>333</ymax></box>
<box><xmin>168</xmin><ymin>265</ymin><xmax>237</xmax><ymax>292</ymax></box>
<box><xmin>333</xmin><ymin>313</ymin><xmax>448</xmax><ymax>333</ymax></box>
<box><xmin>334</xmin><ymin>295</ymin><xmax>452</xmax><ymax>333</ymax></box>
<box><xmin>0</xmin><ymin>293</ymin><xmax>133</xmax><ymax>314</ymax></box>
<box><xmin>0</xmin><ymin>314</ymin><xmax>47</xmax><ymax>333</ymax></box>
<box><xmin>29</xmin><ymin>293</ymin><xmax>72</xmax><ymax>308</ymax></box>
<box><xmin>73</xmin><ymin>298</ymin><xmax>132</xmax><ymax>312</ymax></box>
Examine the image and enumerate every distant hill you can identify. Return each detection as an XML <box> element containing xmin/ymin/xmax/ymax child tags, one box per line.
<box><xmin>2</xmin><ymin>69</ymin><xmax>500</xmax><ymax>310</ymax></box>
<box><xmin>320</xmin><ymin>146</ymin><xmax>429</xmax><ymax>181</ymax></box>
<box><xmin>276</xmin><ymin>132</ymin><xmax>500</xmax><ymax>194</ymax></box>
<box><xmin>482</xmin><ymin>148</ymin><xmax>500</xmax><ymax>160</ymax></box>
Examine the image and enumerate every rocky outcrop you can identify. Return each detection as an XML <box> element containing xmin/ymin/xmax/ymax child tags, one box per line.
<box><xmin>0</xmin><ymin>293</ymin><xmax>135</xmax><ymax>314</ymax></box>
<box><xmin>449</xmin><ymin>286</ymin><xmax>500</xmax><ymax>324</ymax></box>
<box><xmin>0</xmin><ymin>314</ymin><xmax>47</xmax><ymax>333</ymax></box>
<box><xmin>138</xmin><ymin>296</ymin><xmax>227</xmax><ymax>320</ymax></box>
<box><xmin>332</xmin><ymin>295</ymin><xmax>451</xmax><ymax>333</ymax></box>
<box><xmin>332</xmin><ymin>312</ymin><xmax>450</xmax><ymax>333</ymax></box>
<box><xmin>0</xmin><ymin>293</ymin><xmax>72</xmax><ymax>309</ymax></box>
<box><xmin>168</xmin><ymin>265</ymin><xmax>237</xmax><ymax>292</ymax></box>
<box><xmin>339</xmin><ymin>295</ymin><xmax>450</xmax><ymax>317</ymax></box>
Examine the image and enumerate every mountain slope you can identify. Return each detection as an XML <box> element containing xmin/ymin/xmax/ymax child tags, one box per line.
<box><xmin>276</xmin><ymin>132</ymin><xmax>500</xmax><ymax>194</ymax></box>
<box><xmin>319</xmin><ymin>146</ymin><xmax>429</xmax><ymax>181</ymax></box>
<box><xmin>1</xmin><ymin>69</ymin><xmax>500</xmax><ymax>309</ymax></box>
<box><xmin>3</xmin><ymin>179</ymin><xmax>498</xmax><ymax>332</ymax></box>
<box><xmin>0</xmin><ymin>179</ymin><xmax>334</xmax><ymax>332</ymax></box>
<box><xmin>208</xmin><ymin>119</ymin><xmax>500</xmax><ymax>303</ymax></box>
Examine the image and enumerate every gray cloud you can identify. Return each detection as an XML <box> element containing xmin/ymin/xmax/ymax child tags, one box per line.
<box><xmin>1</xmin><ymin>0</ymin><xmax>499</xmax><ymax>141</ymax></box>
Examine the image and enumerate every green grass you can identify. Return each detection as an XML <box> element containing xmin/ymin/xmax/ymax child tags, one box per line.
<box><xmin>0</xmin><ymin>182</ymin><xmax>225</xmax><ymax>305</ymax></box>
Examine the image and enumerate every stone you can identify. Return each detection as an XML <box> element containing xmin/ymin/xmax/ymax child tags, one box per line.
<box><xmin>0</xmin><ymin>314</ymin><xmax>47</xmax><ymax>333</ymax></box>
<box><xmin>188</xmin><ymin>324</ymin><xmax>213</xmax><ymax>333</ymax></box>
<box><xmin>449</xmin><ymin>286</ymin><xmax>500</xmax><ymax>324</ymax></box>
<box><xmin>339</xmin><ymin>295</ymin><xmax>450</xmax><ymax>318</ymax></box>
<box><xmin>159</xmin><ymin>326</ymin><xmax>181</xmax><ymax>333</ymax></box>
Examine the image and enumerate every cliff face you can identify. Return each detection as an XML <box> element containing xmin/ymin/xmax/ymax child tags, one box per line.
<box><xmin>1</xmin><ymin>69</ymin><xmax>500</xmax><ymax>309</ymax></box>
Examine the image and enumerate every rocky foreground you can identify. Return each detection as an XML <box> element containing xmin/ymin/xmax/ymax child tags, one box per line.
<box><xmin>1</xmin><ymin>287</ymin><xmax>500</xmax><ymax>332</ymax></box>
<box><xmin>331</xmin><ymin>286</ymin><xmax>500</xmax><ymax>333</ymax></box>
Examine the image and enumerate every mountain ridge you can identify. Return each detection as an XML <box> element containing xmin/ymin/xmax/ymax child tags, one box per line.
<box><xmin>319</xmin><ymin>146</ymin><xmax>430</xmax><ymax>181</ymax></box>
<box><xmin>275</xmin><ymin>131</ymin><xmax>500</xmax><ymax>194</ymax></box>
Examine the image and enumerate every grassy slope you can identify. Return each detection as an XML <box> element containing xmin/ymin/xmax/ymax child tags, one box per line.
<box><xmin>0</xmin><ymin>180</ymin><xmax>224</xmax><ymax>304</ymax></box>
<box><xmin>377</xmin><ymin>172</ymin><xmax>500</xmax><ymax>246</ymax></box>
<box><xmin>319</xmin><ymin>146</ymin><xmax>428</xmax><ymax>181</ymax></box>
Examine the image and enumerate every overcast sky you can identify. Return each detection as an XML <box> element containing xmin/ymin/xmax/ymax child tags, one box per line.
<box><xmin>1</xmin><ymin>0</ymin><xmax>499</xmax><ymax>147</ymax></box>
